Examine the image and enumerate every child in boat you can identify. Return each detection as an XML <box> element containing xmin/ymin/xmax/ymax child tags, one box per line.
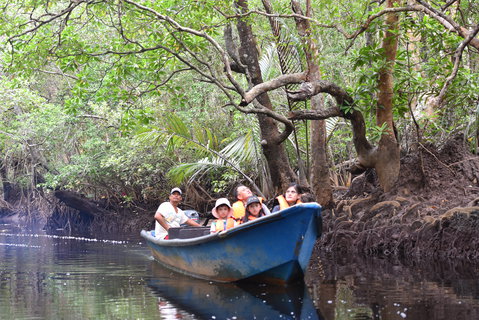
<box><xmin>242</xmin><ymin>196</ymin><xmax>267</xmax><ymax>223</ymax></box>
<box><xmin>210</xmin><ymin>198</ymin><xmax>238</xmax><ymax>233</ymax></box>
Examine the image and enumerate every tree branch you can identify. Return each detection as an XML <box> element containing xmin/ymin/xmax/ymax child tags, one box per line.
<box><xmin>122</xmin><ymin>0</ymin><xmax>246</xmax><ymax>97</ymax></box>
<box><xmin>434</xmin><ymin>23</ymin><xmax>479</xmax><ymax>107</ymax></box>
<box><xmin>240</xmin><ymin>72</ymin><xmax>306</xmax><ymax>105</ymax></box>
<box><xmin>8</xmin><ymin>1</ymin><xmax>88</xmax><ymax>42</ymax></box>
<box><xmin>416</xmin><ymin>0</ymin><xmax>479</xmax><ymax>50</ymax></box>
<box><xmin>287</xmin><ymin>80</ymin><xmax>375</xmax><ymax>158</ymax></box>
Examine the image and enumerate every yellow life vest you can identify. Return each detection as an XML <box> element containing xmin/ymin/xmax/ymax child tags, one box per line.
<box><xmin>232</xmin><ymin>200</ymin><xmax>245</xmax><ymax>220</ymax></box>
<box><xmin>232</xmin><ymin>197</ymin><xmax>264</xmax><ymax>220</ymax></box>
<box><xmin>277</xmin><ymin>195</ymin><xmax>302</xmax><ymax>211</ymax></box>
<box><xmin>213</xmin><ymin>218</ymin><xmax>236</xmax><ymax>232</ymax></box>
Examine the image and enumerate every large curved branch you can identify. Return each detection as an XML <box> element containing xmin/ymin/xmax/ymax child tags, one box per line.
<box><xmin>287</xmin><ymin>81</ymin><xmax>375</xmax><ymax>162</ymax></box>
<box><xmin>234</xmin><ymin>99</ymin><xmax>294</xmax><ymax>137</ymax></box>
<box><xmin>288</xmin><ymin>107</ymin><xmax>341</xmax><ymax>120</ymax></box>
<box><xmin>240</xmin><ymin>72</ymin><xmax>306</xmax><ymax>105</ymax></box>
<box><xmin>287</xmin><ymin>80</ymin><xmax>353</xmax><ymax>107</ymax></box>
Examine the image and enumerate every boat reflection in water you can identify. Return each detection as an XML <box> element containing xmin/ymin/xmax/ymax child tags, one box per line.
<box><xmin>148</xmin><ymin>262</ymin><xmax>323</xmax><ymax>319</ymax></box>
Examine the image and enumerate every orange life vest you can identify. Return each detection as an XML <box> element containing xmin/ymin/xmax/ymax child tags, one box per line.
<box><xmin>237</xmin><ymin>214</ymin><xmax>258</xmax><ymax>225</ymax></box>
<box><xmin>277</xmin><ymin>195</ymin><xmax>302</xmax><ymax>211</ymax></box>
<box><xmin>213</xmin><ymin>218</ymin><xmax>236</xmax><ymax>232</ymax></box>
<box><xmin>232</xmin><ymin>197</ymin><xmax>264</xmax><ymax>220</ymax></box>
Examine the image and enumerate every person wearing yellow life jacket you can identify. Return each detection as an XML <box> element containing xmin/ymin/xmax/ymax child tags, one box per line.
<box><xmin>241</xmin><ymin>196</ymin><xmax>267</xmax><ymax>224</ymax></box>
<box><xmin>210</xmin><ymin>198</ymin><xmax>237</xmax><ymax>233</ymax></box>
<box><xmin>272</xmin><ymin>183</ymin><xmax>302</xmax><ymax>213</ymax></box>
<box><xmin>231</xmin><ymin>184</ymin><xmax>269</xmax><ymax>221</ymax></box>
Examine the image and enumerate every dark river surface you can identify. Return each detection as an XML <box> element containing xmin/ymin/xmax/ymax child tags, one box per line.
<box><xmin>1</xmin><ymin>222</ymin><xmax>479</xmax><ymax>320</ymax></box>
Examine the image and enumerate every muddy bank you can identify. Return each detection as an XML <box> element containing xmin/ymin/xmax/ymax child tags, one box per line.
<box><xmin>317</xmin><ymin>134</ymin><xmax>479</xmax><ymax>261</ymax></box>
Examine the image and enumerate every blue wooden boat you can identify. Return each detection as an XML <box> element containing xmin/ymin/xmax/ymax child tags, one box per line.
<box><xmin>141</xmin><ymin>203</ymin><xmax>322</xmax><ymax>284</ymax></box>
<box><xmin>147</xmin><ymin>262</ymin><xmax>322</xmax><ymax>319</ymax></box>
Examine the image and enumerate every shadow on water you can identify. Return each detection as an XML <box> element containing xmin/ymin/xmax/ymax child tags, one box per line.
<box><xmin>147</xmin><ymin>261</ymin><xmax>323</xmax><ymax>319</ymax></box>
<box><xmin>307</xmin><ymin>253</ymin><xmax>479</xmax><ymax>320</ymax></box>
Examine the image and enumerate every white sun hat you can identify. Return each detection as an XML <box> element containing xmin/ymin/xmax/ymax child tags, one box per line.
<box><xmin>212</xmin><ymin>198</ymin><xmax>233</xmax><ymax>219</ymax></box>
<box><xmin>170</xmin><ymin>187</ymin><xmax>182</xmax><ymax>195</ymax></box>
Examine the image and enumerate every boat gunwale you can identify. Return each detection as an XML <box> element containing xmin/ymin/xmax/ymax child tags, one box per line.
<box><xmin>141</xmin><ymin>203</ymin><xmax>321</xmax><ymax>247</ymax></box>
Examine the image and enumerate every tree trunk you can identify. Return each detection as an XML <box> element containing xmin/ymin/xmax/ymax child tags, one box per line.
<box><xmin>292</xmin><ymin>0</ymin><xmax>333</xmax><ymax>207</ymax></box>
<box><xmin>376</xmin><ymin>0</ymin><xmax>401</xmax><ymax>191</ymax></box>
<box><xmin>235</xmin><ymin>0</ymin><xmax>296</xmax><ymax>194</ymax></box>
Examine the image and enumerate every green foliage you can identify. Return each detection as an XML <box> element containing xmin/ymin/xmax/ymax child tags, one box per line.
<box><xmin>1</xmin><ymin>0</ymin><xmax>479</xmax><ymax>201</ymax></box>
<box><xmin>368</xmin><ymin>123</ymin><xmax>389</xmax><ymax>143</ymax></box>
<box><xmin>137</xmin><ymin>112</ymin><xmax>262</xmax><ymax>193</ymax></box>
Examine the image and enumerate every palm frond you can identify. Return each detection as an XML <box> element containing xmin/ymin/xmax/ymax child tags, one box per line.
<box><xmin>167</xmin><ymin>159</ymin><xmax>225</xmax><ymax>185</ymax></box>
<box><xmin>136</xmin><ymin>113</ymin><xmax>266</xmax><ymax>192</ymax></box>
<box><xmin>326</xmin><ymin>117</ymin><xmax>341</xmax><ymax>138</ymax></box>
<box><xmin>259</xmin><ymin>43</ymin><xmax>277</xmax><ymax>80</ymax></box>
<box><xmin>220</xmin><ymin>131</ymin><xmax>256</xmax><ymax>163</ymax></box>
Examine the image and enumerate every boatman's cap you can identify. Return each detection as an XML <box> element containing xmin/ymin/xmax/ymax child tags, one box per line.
<box><xmin>246</xmin><ymin>195</ymin><xmax>260</xmax><ymax>207</ymax></box>
<box><xmin>170</xmin><ymin>187</ymin><xmax>182</xmax><ymax>195</ymax></box>
<box><xmin>212</xmin><ymin>198</ymin><xmax>233</xmax><ymax>219</ymax></box>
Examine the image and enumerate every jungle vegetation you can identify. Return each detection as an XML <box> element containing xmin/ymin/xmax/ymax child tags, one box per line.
<box><xmin>0</xmin><ymin>0</ymin><xmax>478</xmax><ymax>224</ymax></box>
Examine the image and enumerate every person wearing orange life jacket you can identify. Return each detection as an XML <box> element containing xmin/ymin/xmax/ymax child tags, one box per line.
<box><xmin>231</xmin><ymin>184</ymin><xmax>270</xmax><ymax>221</ymax></box>
<box><xmin>241</xmin><ymin>196</ymin><xmax>267</xmax><ymax>224</ymax></box>
<box><xmin>271</xmin><ymin>183</ymin><xmax>303</xmax><ymax>213</ymax></box>
<box><xmin>210</xmin><ymin>198</ymin><xmax>238</xmax><ymax>233</ymax></box>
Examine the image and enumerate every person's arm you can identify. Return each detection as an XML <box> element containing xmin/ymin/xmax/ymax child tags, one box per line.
<box><xmin>262</xmin><ymin>203</ymin><xmax>271</xmax><ymax>215</ymax></box>
<box><xmin>185</xmin><ymin>219</ymin><xmax>201</xmax><ymax>227</ymax></box>
<box><xmin>271</xmin><ymin>205</ymin><xmax>280</xmax><ymax>213</ymax></box>
<box><xmin>154</xmin><ymin>211</ymin><xmax>170</xmax><ymax>231</ymax></box>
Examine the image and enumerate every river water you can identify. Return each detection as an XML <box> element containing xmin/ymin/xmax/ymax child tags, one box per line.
<box><xmin>1</xmin><ymin>222</ymin><xmax>478</xmax><ymax>320</ymax></box>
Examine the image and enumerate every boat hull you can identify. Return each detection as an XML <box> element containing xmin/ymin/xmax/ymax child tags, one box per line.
<box><xmin>141</xmin><ymin>203</ymin><xmax>322</xmax><ymax>284</ymax></box>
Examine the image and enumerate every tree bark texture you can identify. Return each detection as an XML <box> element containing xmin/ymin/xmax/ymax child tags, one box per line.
<box><xmin>376</xmin><ymin>0</ymin><xmax>401</xmax><ymax>191</ymax></box>
<box><xmin>235</xmin><ymin>0</ymin><xmax>297</xmax><ymax>193</ymax></box>
<box><xmin>287</xmin><ymin>77</ymin><xmax>399</xmax><ymax>192</ymax></box>
<box><xmin>291</xmin><ymin>0</ymin><xmax>333</xmax><ymax>207</ymax></box>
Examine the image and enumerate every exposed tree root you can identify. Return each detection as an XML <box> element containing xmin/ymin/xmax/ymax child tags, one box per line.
<box><xmin>319</xmin><ymin>135</ymin><xmax>479</xmax><ymax>261</ymax></box>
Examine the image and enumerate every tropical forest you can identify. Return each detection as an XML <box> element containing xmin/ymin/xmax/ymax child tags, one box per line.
<box><xmin>1</xmin><ymin>0</ymin><xmax>479</xmax><ymax>267</ymax></box>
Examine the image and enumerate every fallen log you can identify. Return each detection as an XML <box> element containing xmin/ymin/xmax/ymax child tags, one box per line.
<box><xmin>54</xmin><ymin>190</ymin><xmax>111</xmax><ymax>220</ymax></box>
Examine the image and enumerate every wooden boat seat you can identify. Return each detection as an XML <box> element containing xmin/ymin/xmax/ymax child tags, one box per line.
<box><xmin>168</xmin><ymin>226</ymin><xmax>210</xmax><ymax>239</ymax></box>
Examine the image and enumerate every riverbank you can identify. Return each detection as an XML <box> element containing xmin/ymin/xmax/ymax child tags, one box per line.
<box><xmin>316</xmin><ymin>134</ymin><xmax>479</xmax><ymax>261</ymax></box>
<box><xmin>2</xmin><ymin>135</ymin><xmax>478</xmax><ymax>263</ymax></box>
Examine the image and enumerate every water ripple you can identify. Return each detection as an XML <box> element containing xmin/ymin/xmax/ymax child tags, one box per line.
<box><xmin>0</xmin><ymin>232</ymin><xmax>130</xmax><ymax>244</ymax></box>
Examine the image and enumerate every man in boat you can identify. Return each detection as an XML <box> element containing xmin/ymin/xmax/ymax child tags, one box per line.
<box><xmin>154</xmin><ymin>187</ymin><xmax>201</xmax><ymax>239</ymax></box>
<box><xmin>231</xmin><ymin>184</ymin><xmax>270</xmax><ymax>221</ymax></box>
